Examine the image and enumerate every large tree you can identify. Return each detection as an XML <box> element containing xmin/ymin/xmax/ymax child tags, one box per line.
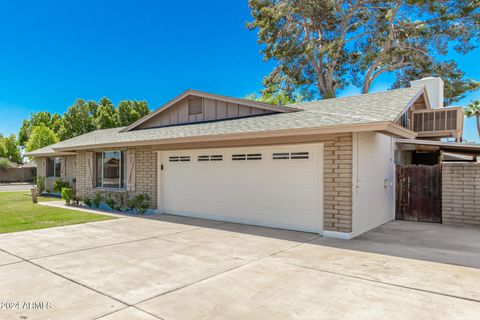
<box><xmin>60</xmin><ymin>99</ymin><xmax>98</xmax><ymax>140</ymax></box>
<box><xmin>248</xmin><ymin>0</ymin><xmax>480</xmax><ymax>102</ymax></box>
<box><xmin>18</xmin><ymin>111</ymin><xmax>62</xmax><ymax>147</ymax></box>
<box><xmin>25</xmin><ymin>126</ymin><xmax>59</xmax><ymax>152</ymax></box>
<box><xmin>95</xmin><ymin>98</ymin><xmax>117</xmax><ymax>129</ymax></box>
<box><xmin>0</xmin><ymin>134</ymin><xmax>22</xmax><ymax>164</ymax></box>
<box><xmin>116</xmin><ymin>100</ymin><xmax>149</xmax><ymax>127</ymax></box>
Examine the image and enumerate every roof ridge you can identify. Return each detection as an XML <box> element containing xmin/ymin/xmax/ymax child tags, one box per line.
<box><xmin>287</xmin><ymin>87</ymin><xmax>421</xmax><ymax>107</ymax></box>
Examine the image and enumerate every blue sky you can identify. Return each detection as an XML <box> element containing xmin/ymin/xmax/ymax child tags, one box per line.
<box><xmin>0</xmin><ymin>1</ymin><xmax>479</xmax><ymax>141</ymax></box>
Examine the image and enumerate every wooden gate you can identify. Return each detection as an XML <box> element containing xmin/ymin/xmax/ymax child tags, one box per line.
<box><xmin>396</xmin><ymin>165</ymin><xmax>442</xmax><ymax>223</ymax></box>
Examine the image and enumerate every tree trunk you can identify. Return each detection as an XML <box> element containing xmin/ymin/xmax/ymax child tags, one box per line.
<box><xmin>477</xmin><ymin>115</ymin><xmax>480</xmax><ymax>141</ymax></box>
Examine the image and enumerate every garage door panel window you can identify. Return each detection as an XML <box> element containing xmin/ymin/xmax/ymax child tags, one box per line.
<box><xmin>272</xmin><ymin>152</ymin><xmax>310</xmax><ymax>160</ymax></box>
<box><xmin>95</xmin><ymin>151</ymin><xmax>125</xmax><ymax>189</ymax></box>
<box><xmin>46</xmin><ymin>157</ymin><xmax>62</xmax><ymax>178</ymax></box>
<box><xmin>232</xmin><ymin>153</ymin><xmax>262</xmax><ymax>161</ymax></box>
<box><xmin>169</xmin><ymin>156</ymin><xmax>191</xmax><ymax>162</ymax></box>
<box><xmin>198</xmin><ymin>155</ymin><xmax>223</xmax><ymax>162</ymax></box>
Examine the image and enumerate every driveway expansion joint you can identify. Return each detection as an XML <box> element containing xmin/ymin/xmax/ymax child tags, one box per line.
<box><xmin>282</xmin><ymin>261</ymin><xmax>480</xmax><ymax>304</ymax></box>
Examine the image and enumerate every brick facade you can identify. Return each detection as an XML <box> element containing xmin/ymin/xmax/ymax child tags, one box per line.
<box><xmin>442</xmin><ymin>162</ymin><xmax>480</xmax><ymax>226</ymax></box>
<box><xmin>75</xmin><ymin>147</ymin><xmax>157</xmax><ymax>208</ymax></box>
<box><xmin>36</xmin><ymin>155</ymin><xmax>76</xmax><ymax>192</ymax></box>
<box><xmin>37</xmin><ymin>135</ymin><xmax>353</xmax><ymax>232</ymax></box>
<box><xmin>323</xmin><ymin>134</ymin><xmax>353</xmax><ymax>233</ymax></box>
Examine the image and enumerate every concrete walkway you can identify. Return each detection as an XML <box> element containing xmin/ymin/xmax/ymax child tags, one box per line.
<box><xmin>0</xmin><ymin>214</ymin><xmax>479</xmax><ymax>319</ymax></box>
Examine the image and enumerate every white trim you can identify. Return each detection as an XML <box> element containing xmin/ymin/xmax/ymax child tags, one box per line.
<box><xmin>156</xmin><ymin>151</ymin><xmax>164</xmax><ymax>213</ymax></box>
<box><xmin>322</xmin><ymin>230</ymin><xmax>354</xmax><ymax>240</ymax></box>
<box><xmin>317</xmin><ymin>143</ymin><xmax>324</xmax><ymax>234</ymax></box>
<box><xmin>162</xmin><ymin>210</ymin><xmax>321</xmax><ymax>234</ymax></box>
<box><xmin>157</xmin><ymin>143</ymin><xmax>324</xmax><ymax>234</ymax></box>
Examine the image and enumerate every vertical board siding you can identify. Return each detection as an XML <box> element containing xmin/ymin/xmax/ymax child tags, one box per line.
<box><xmin>396</xmin><ymin>165</ymin><xmax>442</xmax><ymax>223</ymax></box>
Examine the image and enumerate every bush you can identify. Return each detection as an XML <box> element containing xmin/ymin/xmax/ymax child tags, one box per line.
<box><xmin>54</xmin><ymin>179</ymin><xmax>70</xmax><ymax>193</ymax></box>
<box><xmin>83</xmin><ymin>197</ymin><xmax>92</xmax><ymax>207</ymax></box>
<box><xmin>127</xmin><ymin>194</ymin><xmax>149</xmax><ymax>214</ymax></box>
<box><xmin>105</xmin><ymin>196</ymin><xmax>115</xmax><ymax>209</ymax></box>
<box><xmin>61</xmin><ymin>188</ymin><xmax>74</xmax><ymax>205</ymax></box>
<box><xmin>36</xmin><ymin>176</ymin><xmax>45</xmax><ymax>194</ymax></box>
<box><xmin>92</xmin><ymin>193</ymin><xmax>102</xmax><ymax>208</ymax></box>
<box><xmin>0</xmin><ymin>157</ymin><xmax>11</xmax><ymax>171</ymax></box>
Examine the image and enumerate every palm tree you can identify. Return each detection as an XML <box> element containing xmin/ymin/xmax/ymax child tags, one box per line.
<box><xmin>465</xmin><ymin>100</ymin><xmax>480</xmax><ymax>140</ymax></box>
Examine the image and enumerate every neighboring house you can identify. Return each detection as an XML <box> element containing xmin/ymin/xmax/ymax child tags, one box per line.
<box><xmin>25</xmin><ymin>77</ymin><xmax>480</xmax><ymax>239</ymax></box>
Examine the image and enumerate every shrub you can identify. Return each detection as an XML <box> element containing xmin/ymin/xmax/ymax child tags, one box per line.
<box><xmin>61</xmin><ymin>188</ymin><xmax>74</xmax><ymax>205</ymax></box>
<box><xmin>105</xmin><ymin>196</ymin><xmax>115</xmax><ymax>209</ymax></box>
<box><xmin>36</xmin><ymin>176</ymin><xmax>45</xmax><ymax>194</ymax></box>
<box><xmin>53</xmin><ymin>179</ymin><xmax>70</xmax><ymax>193</ymax></box>
<box><xmin>92</xmin><ymin>193</ymin><xmax>102</xmax><ymax>208</ymax></box>
<box><xmin>83</xmin><ymin>197</ymin><xmax>92</xmax><ymax>207</ymax></box>
<box><xmin>0</xmin><ymin>157</ymin><xmax>11</xmax><ymax>171</ymax></box>
<box><xmin>127</xmin><ymin>194</ymin><xmax>149</xmax><ymax>214</ymax></box>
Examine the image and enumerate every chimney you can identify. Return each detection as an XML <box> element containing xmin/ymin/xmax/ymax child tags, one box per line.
<box><xmin>410</xmin><ymin>77</ymin><xmax>444</xmax><ymax>108</ymax></box>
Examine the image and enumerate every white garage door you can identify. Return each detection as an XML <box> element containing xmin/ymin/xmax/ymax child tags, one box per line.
<box><xmin>158</xmin><ymin>144</ymin><xmax>323</xmax><ymax>233</ymax></box>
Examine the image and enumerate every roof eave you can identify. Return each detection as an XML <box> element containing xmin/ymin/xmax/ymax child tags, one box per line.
<box><xmin>53</xmin><ymin>121</ymin><xmax>415</xmax><ymax>152</ymax></box>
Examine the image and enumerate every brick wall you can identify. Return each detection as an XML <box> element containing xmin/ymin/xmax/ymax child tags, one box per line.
<box><xmin>442</xmin><ymin>162</ymin><xmax>480</xmax><ymax>226</ymax></box>
<box><xmin>75</xmin><ymin>147</ymin><xmax>157</xmax><ymax>208</ymax></box>
<box><xmin>323</xmin><ymin>134</ymin><xmax>353</xmax><ymax>233</ymax></box>
<box><xmin>35</xmin><ymin>155</ymin><xmax>76</xmax><ymax>192</ymax></box>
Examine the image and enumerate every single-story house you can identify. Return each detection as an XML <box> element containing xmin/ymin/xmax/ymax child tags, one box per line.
<box><xmin>26</xmin><ymin>77</ymin><xmax>477</xmax><ymax>239</ymax></box>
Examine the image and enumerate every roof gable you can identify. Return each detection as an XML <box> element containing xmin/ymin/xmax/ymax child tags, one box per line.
<box><xmin>121</xmin><ymin>89</ymin><xmax>298</xmax><ymax>132</ymax></box>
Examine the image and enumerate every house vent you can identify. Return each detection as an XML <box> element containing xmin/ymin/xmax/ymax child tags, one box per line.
<box><xmin>273</xmin><ymin>152</ymin><xmax>309</xmax><ymax>160</ymax></box>
<box><xmin>188</xmin><ymin>98</ymin><xmax>204</xmax><ymax>115</ymax></box>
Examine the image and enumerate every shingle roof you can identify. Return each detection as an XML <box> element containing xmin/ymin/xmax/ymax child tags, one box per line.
<box><xmin>25</xmin><ymin>87</ymin><xmax>422</xmax><ymax>156</ymax></box>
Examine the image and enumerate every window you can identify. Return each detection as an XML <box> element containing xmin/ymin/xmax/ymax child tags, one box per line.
<box><xmin>232</xmin><ymin>153</ymin><xmax>262</xmax><ymax>161</ymax></box>
<box><xmin>272</xmin><ymin>152</ymin><xmax>309</xmax><ymax>160</ymax></box>
<box><xmin>96</xmin><ymin>151</ymin><xmax>125</xmax><ymax>189</ymax></box>
<box><xmin>46</xmin><ymin>157</ymin><xmax>61</xmax><ymax>178</ymax></box>
<box><xmin>169</xmin><ymin>156</ymin><xmax>190</xmax><ymax>162</ymax></box>
<box><xmin>198</xmin><ymin>155</ymin><xmax>223</xmax><ymax>162</ymax></box>
<box><xmin>188</xmin><ymin>98</ymin><xmax>204</xmax><ymax>115</ymax></box>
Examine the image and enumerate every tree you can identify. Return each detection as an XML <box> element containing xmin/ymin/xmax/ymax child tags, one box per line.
<box><xmin>248</xmin><ymin>0</ymin><xmax>367</xmax><ymax>99</ymax></box>
<box><xmin>465</xmin><ymin>100</ymin><xmax>480</xmax><ymax>140</ymax></box>
<box><xmin>353</xmin><ymin>1</ymin><xmax>480</xmax><ymax>94</ymax></box>
<box><xmin>60</xmin><ymin>99</ymin><xmax>98</xmax><ymax>140</ymax></box>
<box><xmin>25</xmin><ymin>126</ymin><xmax>59</xmax><ymax>152</ymax></box>
<box><xmin>0</xmin><ymin>134</ymin><xmax>22</xmax><ymax>164</ymax></box>
<box><xmin>245</xmin><ymin>87</ymin><xmax>302</xmax><ymax>105</ymax></box>
<box><xmin>248</xmin><ymin>0</ymin><xmax>480</xmax><ymax>101</ymax></box>
<box><xmin>116</xmin><ymin>100</ymin><xmax>149</xmax><ymax>127</ymax></box>
<box><xmin>94</xmin><ymin>98</ymin><xmax>117</xmax><ymax>129</ymax></box>
<box><xmin>391</xmin><ymin>60</ymin><xmax>480</xmax><ymax>106</ymax></box>
<box><xmin>18</xmin><ymin>111</ymin><xmax>63</xmax><ymax>147</ymax></box>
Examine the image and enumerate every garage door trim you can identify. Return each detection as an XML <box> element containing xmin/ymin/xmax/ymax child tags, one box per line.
<box><xmin>156</xmin><ymin>143</ymin><xmax>324</xmax><ymax>234</ymax></box>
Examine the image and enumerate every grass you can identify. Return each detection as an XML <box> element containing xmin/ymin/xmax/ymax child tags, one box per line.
<box><xmin>0</xmin><ymin>191</ymin><xmax>114</xmax><ymax>234</ymax></box>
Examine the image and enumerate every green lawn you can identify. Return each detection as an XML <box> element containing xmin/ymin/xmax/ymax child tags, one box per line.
<box><xmin>0</xmin><ymin>191</ymin><xmax>114</xmax><ymax>234</ymax></box>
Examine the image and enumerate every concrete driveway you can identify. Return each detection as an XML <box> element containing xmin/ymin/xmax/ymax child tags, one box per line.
<box><xmin>0</xmin><ymin>214</ymin><xmax>479</xmax><ymax>320</ymax></box>
<box><xmin>0</xmin><ymin>183</ymin><xmax>34</xmax><ymax>192</ymax></box>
